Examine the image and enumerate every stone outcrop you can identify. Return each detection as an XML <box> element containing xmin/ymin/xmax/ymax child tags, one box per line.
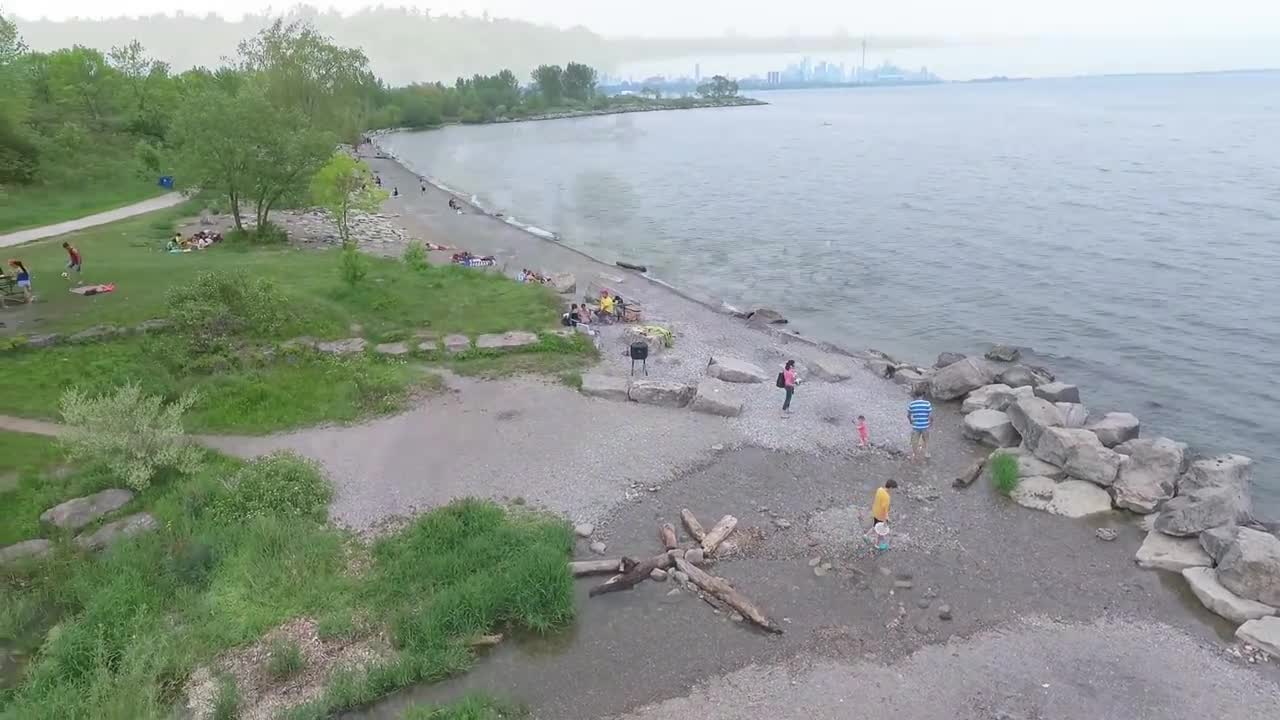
<box><xmin>1034</xmin><ymin>382</ymin><xmax>1081</xmax><ymax>404</ymax></box>
<box><xmin>1111</xmin><ymin>438</ymin><xmax>1186</xmax><ymax>514</ymax></box>
<box><xmin>961</xmin><ymin>384</ymin><xmax>1034</xmax><ymax>414</ymax></box>
<box><xmin>548</xmin><ymin>272</ymin><xmax>577</xmax><ymax>294</ymax></box>
<box><xmin>444</xmin><ymin>334</ymin><xmax>471</xmax><ymax>354</ymax></box>
<box><xmin>893</xmin><ymin>367</ymin><xmax>928</xmax><ymax>389</ymax></box>
<box><xmin>317</xmin><ymin>338</ymin><xmax>367</xmax><ymax>355</ymax></box>
<box><xmin>1200</xmin><ymin>525</ymin><xmax>1240</xmax><ymax>563</ymax></box>
<box><xmin>1032</xmin><ymin>427</ymin><xmax>1099</xmax><ymax>468</ymax></box>
<box><xmin>1011</xmin><ymin>477</ymin><xmax>1112</xmax><ymax>518</ymax></box>
<box><xmin>629</xmin><ymin>380</ymin><xmax>696</xmax><ymax>408</ymax></box>
<box><xmin>1005</xmin><ymin>397</ymin><xmax>1064</xmax><ymax>452</ymax></box>
<box><xmin>1216</xmin><ymin>528</ymin><xmax>1280</xmax><ymax>606</ymax></box>
<box><xmin>40</xmin><ymin>489</ymin><xmax>134</xmax><ymax>530</ymax></box>
<box><xmin>997</xmin><ymin>364</ymin><xmax>1053</xmax><ymax>388</ymax></box>
<box><xmin>69</xmin><ymin>324</ymin><xmax>124</xmax><ymax>343</ymax></box>
<box><xmin>962</xmin><ymin>409</ymin><xmax>1019</xmax><ymax>447</ymax></box>
<box><xmin>476</xmin><ymin>331</ymin><xmax>539</xmax><ymax>351</ymax></box>
<box><xmin>806</xmin><ymin>356</ymin><xmax>854</xmax><ymax>382</ymax></box>
<box><xmin>373</xmin><ymin>342</ymin><xmax>411</xmax><ymax>356</ymax></box>
<box><xmin>1003</xmin><ymin>446</ymin><xmax>1065</xmax><ymax>480</ymax></box>
<box><xmin>74</xmin><ymin>512</ymin><xmax>160</xmax><ymax>551</ymax></box>
<box><xmin>1134</xmin><ymin>531</ymin><xmax>1212</xmax><ymax>573</ymax></box>
<box><xmin>0</xmin><ymin>539</ymin><xmax>52</xmax><ymax>566</ymax></box>
<box><xmin>985</xmin><ymin>344</ymin><xmax>1021</xmax><ymax>362</ymax></box>
<box><xmin>1236</xmin><ymin>617</ymin><xmax>1280</xmax><ymax>660</ymax></box>
<box><xmin>1054</xmin><ymin>402</ymin><xmax>1090</xmax><ymax>429</ymax></box>
<box><xmin>746</xmin><ymin>308</ymin><xmax>787</xmax><ymax>326</ymax></box>
<box><xmin>1179</xmin><ymin>454</ymin><xmax>1252</xmax><ymax>494</ymax></box>
<box><xmin>689</xmin><ymin>379</ymin><xmax>745</xmax><ymax>417</ymax></box>
<box><xmin>1086</xmin><ymin>412</ymin><xmax>1140</xmax><ymax>447</ymax></box>
<box><xmin>929</xmin><ymin>358</ymin><xmax>993</xmax><ymax>401</ymax></box>
<box><xmin>1182</xmin><ymin>567</ymin><xmax>1277</xmax><ymax>624</ymax></box>
<box><xmin>1063</xmin><ymin>440</ymin><xmax>1124</xmax><ymax>487</ymax></box>
<box><xmin>706</xmin><ymin>356</ymin><xmax>768</xmax><ymax>384</ymax></box>
<box><xmin>579</xmin><ymin>374</ymin><xmax>630</xmax><ymax>402</ymax></box>
<box><xmin>1153</xmin><ymin>486</ymin><xmax>1252</xmax><ymax>537</ymax></box>
<box><xmin>934</xmin><ymin>352</ymin><xmax>966</xmax><ymax>368</ymax></box>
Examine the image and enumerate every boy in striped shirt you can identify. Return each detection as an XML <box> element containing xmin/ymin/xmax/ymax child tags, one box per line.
<box><xmin>907</xmin><ymin>388</ymin><xmax>933</xmax><ymax>461</ymax></box>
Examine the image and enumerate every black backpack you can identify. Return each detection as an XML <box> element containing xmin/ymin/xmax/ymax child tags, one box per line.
<box><xmin>776</xmin><ymin>372</ymin><xmax>786</xmax><ymax>388</ymax></box>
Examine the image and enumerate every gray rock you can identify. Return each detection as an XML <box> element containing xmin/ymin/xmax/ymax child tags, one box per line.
<box><xmin>747</xmin><ymin>307</ymin><xmax>787</xmax><ymax>325</ymax></box>
<box><xmin>684</xmin><ymin>548</ymin><xmax>705</xmax><ymax>565</ymax></box>
<box><xmin>26</xmin><ymin>333</ymin><xmax>61</xmax><ymax>348</ymax></box>
<box><xmin>133</xmin><ymin>318</ymin><xmax>172</xmax><ymax>334</ymax></box>
<box><xmin>374</xmin><ymin>341</ymin><xmax>411</xmax><ymax>356</ymax></box>
<box><xmin>1005</xmin><ymin>397</ymin><xmax>1064</xmax><ymax>452</ymax></box>
<box><xmin>416</xmin><ymin>340</ymin><xmax>439</xmax><ymax>353</ymax></box>
<box><xmin>1154</xmin><ymin>487</ymin><xmax>1252</xmax><ymax>537</ymax></box>
<box><xmin>1182</xmin><ymin>567</ymin><xmax>1277</xmax><ymax>623</ymax></box>
<box><xmin>864</xmin><ymin>358</ymin><xmax>895</xmax><ymax>379</ymax></box>
<box><xmin>938</xmin><ymin>604</ymin><xmax>953</xmax><ymax>621</ymax></box>
<box><xmin>929</xmin><ymin>357</ymin><xmax>994</xmax><ymax>401</ymax></box>
<box><xmin>1004</xmin><ymin>446</ymin><xmax>1066</xmax><ymax>480</ymax></box>
<box><xmin>1200</xmin><ymin>525</ymin><xmax>1240</xmax><ymax>563</ymax></box>
<box><xmin>573</xmin><ymin>523</ymin><xmax>595</xmax><ymax>538</ymax></box>
<box><xmin>1217</xmin><ymin>528</ymin><xmax>1280</xmax><ymax>606</ymax></box>
<box><xmin>629</xmin><ymin>380</ymin><xmax>696</xmax><ymax>408</ymax></box>
<box><xmin>706</xmin><ymin>356</ymin><xmax>768</xmax><ymax>384</ymax></box>
<box><xmin>0</xmin><ymin>538</ymin><xmax>52</xmax><ymax>566</ymax></box>
<box><xmin>773</xmin><ymin>518</ymin><xmax>792</xmax><ymax>530</ymax></box>
<box><xmin>589</xmin><ymin>541</ymin><xmax>607</xmax><ymax>555</ymax></box>
<box><xmin>893</xmin><ymin>367</ymin><xmax>929</xmax><ymax>390</ymax></box>
<box><xmin>689</xmin><ymin>378</ymin><xmax>745</xmax><ymax>417</ymax></box>
<box><xmin>934</xmin><ymin>352</ymin><xmax>967</xmax><ymax>368</ymax></box>
<box><xmin>476</xmin><ymin>331</ymin><xmax>539</xmax><ymax>351</ymax></box>
<box><xmin>548</xmin><ymin>272</ymin><xmax>576</xmax><ymax>294</ymax></box>
<box><xmin>806</xmin><ymin>355</ymin><xmax>854</xmax><ymax>382</ymax></box>
<box><xmin>985</xmin><ymin>344</ymin><xmax>1021</xmax><ymax>362</ymax></box>
<box><xmin>621</xmin><ymin>325</ymin><xmax>670</xmax><ymax>355</ymax></box>
<box><xmin>997</xmin><ymin>365</ymin><xmax>1043</xmax><ymax>388</ymax></box>
<box><xmin>1179</xmin><ymin>454</ymin><xmax>1252</xmax><ymax>494</ymax></box>
<box><xmin>579</xmin><ymin>374</ymin><xmax>631</xmax><ymax>402</ymax></box>
<box><xmin>1135</xmin><ymin>531</ymin><xmax>1212</xmax><ymax>572</ymax></box>
<box><xmin>1096</xmin><ymin>527</ymin><xmax>1119</xmax><ymax>541</ymax></box>
<box><xmin>74</xmin><ymin>512</ymin><xmax>159</xmax><ymax>551</ymax></box>
<box><xmin>1086</xmin><ymin>412</ymin><xmax>1141</xmax><ymax>448</ymax></box>
<box><xmin>1112</xmin><ymin>438</ymin><xmax>1186</xmax><ymax>514</ymax></box>
<box><xmin>673</xmin><ymin>570</ymin><xmax>690</xmax><ymax>585</ymax></box>
<box><xmin>40</xmin><ymin>488</ymin><xmax>134</xmax><ymax>530</ymax></box>
<box><xmin>1033</xmin><ymin>427</ymin><xmax>1100</xmax><ymax>468</ymax></box>
<box><xmin>962</xmin><ymin>409</ymin><xmax>1020</xmax><ymax>448</ymax></box>
<box><xmin>1235</xmin><ymin>617</ymin><xmax>1280</xmax><ymax>660</ymax></box>
<box><xmin>1012</xmin><ymin>477</ymin><xmax>1112</xmax><ymax>518</ymax></box>
<box><xmin>1034</xmin><ymin>382</ymin><xmax>1081</xmax><ymax>404</ymax></box>
<box><xmin>1055</xmin><ymin>402</ymin><xmax>1090</xmax><ymax>429</ymax></box>
<box><xmin>316</xmin><ymin>338</ymin><xmax>368</xmax><ymax>355</ymax></box>
<box><xmin>281</xmin><ymin>336</ymin><xmax>318</xmax><ymax>351</ymax></box>
<box><xmin>443</xmin><ymin>334</ymin><xmax>471</xmax><ymax>353</ymax></box>
<box><xmin>650</xmin><ymin>568</ymin><xmax>669</xmax><ymax>582</ymax></box>
<box><xmin>961</xmin><ymin>384</ymin><xmax>1034</xmax><ymax>414</ymax></box>
<box><xmin>1064</xmin><ymin>440</ymin><xmax>1124</xmax><ymax>487</ymax></box>
<box><xmin>69</xmin><ymin>324</ymin><xmax>123</xmax><ymax>343</ymax></box>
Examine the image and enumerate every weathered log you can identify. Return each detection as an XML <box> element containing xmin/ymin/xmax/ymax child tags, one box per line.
<box><xmin>673</xmin><ymin>557</ymin><xmax>782</xmax><ymax>634</ymax></box>
<box><xmin>588</xmin><ymin>553</ymin><xmax>674</xmax><ymax>597</ymax></box>
<box><xmin>469</xmin><ymin>634</ymin><xmax>503</xmax><ymax>647</ymax></box>
<box><xmin>952</xmin><ymin>451</ymin><xmax>993</xmax><ymax>489</ymax></box>
<box><xmin>570</xmin><ymin>558</ymin><xmax>626</xmax><ymax>577</ymax></box>
<box><xmin>701</xmin><ymin>515</ymin><xmax>738</xmax><ymax>554</ymax></box>
<box><xmin>659</xmin><ymin>522</ymin><xmax>678</xmax><ymax>550</ymax></box>
<box><xmin>680</xmin><ymin>508</ymin><xmax>707</xmax><ymax>542</ymax></box>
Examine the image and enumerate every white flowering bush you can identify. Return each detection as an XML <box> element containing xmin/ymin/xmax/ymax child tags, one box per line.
<box><xmin>59</xmin><ymin>383</ymin><xmax>205</xmax><ymax>491</ymax></box>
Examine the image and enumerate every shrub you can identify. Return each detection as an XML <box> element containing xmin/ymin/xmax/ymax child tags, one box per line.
<box><xmin>402</xmin><ymin>240</ymin><xmax>429</xmax><ymax>271</ymax></box>
<box><xmin>990</xmin><ymin>452</ymin><xmax>1021</xmax><ymax>496</ymax></box>
<box><xmin>211</xmin><ymin>676</ymin><xmax>240</xmax><ymax>720</ymax></box>
<box><xmin>59</xmin><ymin>383</ymin><xmax>205</xmax><ymax>491</ymax></box>
<box><xmin>402</xmin><ymin>695</ymin><xmax>524</xmax><ymax>720</ymax></box>
<box><xmin>316</xmin><ymin>611</ymin><xmax>357</xmax><ymax>642</ymax></box>
<box><xmin>266</xmin><ymin>638</ymin><xmax>306</xmax><ymax>680</ymax></box>
<box><xmin>207</xmin><ymin>451</ymin><xmax>332</xmax><ymax>524</ymax></box>
<box><xmin>339</xmin><ymin>245</ymin><xmax>368</xmax><ymax>285</ymax></box>
<box><xmin>167</xmin><ymin>272</ymin><xmax>291</xmax><ymax>351</ymax></box>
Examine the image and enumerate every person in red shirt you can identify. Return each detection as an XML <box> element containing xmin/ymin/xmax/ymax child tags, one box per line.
<box><xmin>781</xmin><ymin>359</ymin><xmax>798</xmax><ymax>415</ymax></box>
<box><xmin>62</xmin><ymin>242</ymin><xmax>82</xmax><ymax>284</ymax></box>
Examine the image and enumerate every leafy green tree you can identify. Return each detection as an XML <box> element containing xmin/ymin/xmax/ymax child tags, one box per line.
<box><xmin>530</xmin><ymin>63</ymin><xmax>564</xmax><ymax>106</ymax></box>
<box><xmin>0</xmin><ymin>11</ymin><xmax>36</xmax><ymax>185</ymax></box>
<box><xmin>107</xmin><ymin>39</ymin><xmax>173</xmax><ymax>137</ymax></box>
<box><xmin>562</xmin><ymin>61</ymin><xmax>598</xmax><ymax>102</ymax></box>
<box><xmin>45</xmin><ymin>46</ymin><xmax>117</xmax><ymax>124</ymax></box>
<box><xmin>696</xmin><ymin>75</ymin><xmax>739</xmax><ymax>100</ymax></box>
<box><xmin>309</xmin><ymin>152</ymin><xmax>387</xmax><ymax>248</ymax></box>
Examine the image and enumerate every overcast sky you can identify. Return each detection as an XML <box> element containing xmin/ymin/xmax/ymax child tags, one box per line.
<box><xmin>10</xmin><ymin>0</ymin><xmax>1280</xmax><ymax>38</ymax></box>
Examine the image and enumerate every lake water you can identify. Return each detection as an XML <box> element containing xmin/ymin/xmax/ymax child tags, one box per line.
<box><xmin>382</xmin><ymin>73</ymin><xmax>1280</xmax><ymax>518</ymax></box>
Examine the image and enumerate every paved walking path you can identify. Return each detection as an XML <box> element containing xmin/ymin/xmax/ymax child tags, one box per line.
<box><xmin>0</xmin><ymin>193</ymin><xmax>186</xmax><ymax>248</ymax></box>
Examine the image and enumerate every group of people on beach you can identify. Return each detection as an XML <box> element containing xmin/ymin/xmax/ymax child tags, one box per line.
<box><xmin>1</xmin><ymin>242</ymin><xmax>83</xmax><ymax>304</ymax></box>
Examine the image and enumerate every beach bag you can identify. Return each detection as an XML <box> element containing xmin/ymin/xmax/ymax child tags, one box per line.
<box><xmin>775</xmin><ymin>372</ymin><xmax>786</xmax><ymax>388</ymax></box>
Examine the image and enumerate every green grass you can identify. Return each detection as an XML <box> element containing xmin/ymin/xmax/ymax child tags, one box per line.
<box><xmin>266</xmin><ymin>638</ymin><xmax>306</xmax><ymax>680</ymax></box>
<box><xmin>211</xmin><ymin>676</ymin><xmax>240</xmax><ymax>720</ymax></box>
<box><xmin>442</xmin><ymin>334</ymin><xmax>599</xmax><ymax>380</ymax></box>
<box><xmin>990</xmin><ymin>452</ymin><xmax>1021</xmax><ymax>496</ymax></box>
<box><xmin>402</xmin><ymin>695</ymin><xmax>526</xmax><ymax>719</ymax></box>
<box><xmin>0</xmin><ymin>175</ymin><xmax>164</xmax><ymax>234</ymax></box>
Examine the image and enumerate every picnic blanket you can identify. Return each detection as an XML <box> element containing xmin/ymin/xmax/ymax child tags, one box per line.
<box><xmin>70</xmin><ymin>284</ymin><xmax>116</xmax><ymax>296</ymax></box>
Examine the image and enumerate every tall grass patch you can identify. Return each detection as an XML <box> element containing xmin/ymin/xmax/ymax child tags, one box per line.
<box><xmin>990</xmin><ymin>452</ymin><xmax>1021</xmax><ymax>496</ymax></box>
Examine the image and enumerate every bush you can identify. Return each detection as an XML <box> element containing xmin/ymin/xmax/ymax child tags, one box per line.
<box><xmin>212</xmin><ymin>676</ymin><xmax>240</xmax><ymax>720</ymax></box>
<box><xmin>990</xmin><ymin>452</ymin><xmax>1021</xmax><ymax>496</ymax></box>
<box><xmin>267</xmin><ymin>638</ymin><xmax>306</xmax><ymax>680</ymax></box>
<box><xmin>207</xmin><ymin>451</ymin><xmax>332</xmax><ymax>524</ymax></box>
<box><xmin>340</xmin><ymin>245</ymin><xmax>368</xmax><ymax>285</ymax></box>
<box><xmin>59</xmin><ymin>383</ymin><xmax>205</xmax><ymax>491</ymax></box>
<box><xmin>402</xmin><ymin>240</ymin><xmax>429</xmax><ymax>271</ymax></box>
<box><xmin>167</xmin><ymin>272</ymin><xmax>291</xmax><ymax>351</ymax></box>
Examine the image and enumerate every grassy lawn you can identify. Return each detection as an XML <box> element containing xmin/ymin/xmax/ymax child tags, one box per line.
<box><xmin>0</xmin><ymin>444</ymin><xmax>573</xmax><ymax>719</ymax></box>
<box><xmin>0</xmin><ymin>175</ymin><xmax>164</xmax><ymax>235</ymax></box>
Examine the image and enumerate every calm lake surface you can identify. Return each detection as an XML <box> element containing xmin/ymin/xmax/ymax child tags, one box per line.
<box><xmin>383</xmin><ymin>74</ymin><xmax>1280</xmax><ymax>518</ymax></box>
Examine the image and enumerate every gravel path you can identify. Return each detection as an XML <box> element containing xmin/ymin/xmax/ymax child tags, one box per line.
<box><xmin>0</xmin><ymin>192</ymin><xmax>185</xmax><ymax>248</ymax></box>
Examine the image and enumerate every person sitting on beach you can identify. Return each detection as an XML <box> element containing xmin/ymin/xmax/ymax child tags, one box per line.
<box><xmin>611</xmin><ymin>294</ymin><xmax>625</xmax><ymax>319</ymax></box>
<box><xmin>598</xmin><ymin>293</ymin><xmax>615</xmax><ymax>321</ymax></box>
<box><xmin>7</xmin><ymin>260</ymin><xmax>32</xmax><ymax>302</ymax></box>
<box><xmin>569</xmin><ymin>304</ymin><xmax>583</xmax><ymax>325</ymax></box>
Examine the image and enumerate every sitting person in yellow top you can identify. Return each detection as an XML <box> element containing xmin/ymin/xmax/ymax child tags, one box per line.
<box><xmin>871</xmin><ymin>479</ymin><xmax>898</xmax><ymax>527</ymax></box>
<box><xmin>598</xmin><ymin>294</ymin><xmax>615</xmax><ymax>317</ymax></box>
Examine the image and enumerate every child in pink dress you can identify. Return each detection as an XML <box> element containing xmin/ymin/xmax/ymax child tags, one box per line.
<box><xmin>856</xmin><ymin>415</ymin><xmax>870</xmax><ymax>447</ymax></box>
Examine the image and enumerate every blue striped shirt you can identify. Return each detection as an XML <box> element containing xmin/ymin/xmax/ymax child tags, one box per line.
<box><xmin>908</xmin><ymin>399</ymin><xmax>932</xmax><ymax>430</ymax></box>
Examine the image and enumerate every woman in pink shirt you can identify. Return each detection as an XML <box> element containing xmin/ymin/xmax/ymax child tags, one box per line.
<box><xmin>781</xmin><ymin>360</ymin><xmax>798</xmax><ymax>415</ymax></box>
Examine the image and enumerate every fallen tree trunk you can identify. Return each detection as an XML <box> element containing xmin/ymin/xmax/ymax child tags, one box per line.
<box><xmin>680</xmin><ymin>509</ymin><xmax>707</xmax><ymax>542</ymax></box>
<box><xmin>701</xmin><ymin>515</ymin><xmax>738</xmax><ymax>554</ymax></box>
<box><xmin>673</xmin><ymin>557</ymin><xmax>782</xmax><ymax>634</ymax></box>
<box><xmin>952</xmin><ymin>451</ymin><xmax>993</xmax><ymax>489</ymax></box>
<box><xmin>588</xmin><ymin>553</ymin><xmax>674</xmax><ymax>597</ymax></box>
<box><xmin>570</xmin><ymin>558</ymin><xmax>626</xmax><ymax>577</ymax></box>
<box><xmin>659</xmin><ymin>523</ymin><xmax>678</xmax><ymax>550</ymax></box>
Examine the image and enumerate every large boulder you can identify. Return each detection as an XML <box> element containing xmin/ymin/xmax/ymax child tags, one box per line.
<box><xmin>628</xmin><ymin>380</ymin><xmax>696</xmax><ymax>408</ymax></box>
<box><xmin>1032</xmin><ymin>427</ymin><xmax>1099</xmax><ymax>468</ymax></box>
<box><xmin>1054</xmin><ymin>403</ymin><xmax>1090</xmax><ymax>429</ymax></box>
<box><xmin>40</xmin><ymin>489</ymin><xmax>134</xmax><ymax>531</ymax></box>
<box><xmin>962</xmin><ymin>410</ymin><xmax>1019</xmax><ymax>448</ymax></box>
<box><xmin>579</xmin><ymin>374</ymin><xmax>630</xmax><ymax>402</ymax></box>
<box><xmin>548</xmin><ymin>272</ymin><xmax>576</xmax><ymax>294</ymax></box>
<box><xmin>1200</xmin><ymin>525</ymin><xmax>1240</xmax><ymax>563</ymax></box>
<box><xmin>0</xmin><ymin>539</ymin><xmax>52</xmax><ymax>566</ymax></box>
<box><xmin>1086</xmin><ymin>412</ymin><xmax>1140</xmax><ymax>448</ymax></box>
<box><xmin>1003</xmin><ymin>446</ymin><xmax>1065</xmax><ymax>480</ymax></box>
<box><xmin>746</xmin><ymin>308</ymin><xmax>787</xmax><ymax>326</ymax></box>
<box><xmin>1005</xmin><ymin>397</ymin><xmax>1064</xmax><ymax>452</ymax></box>
<box><xmin>806</xmin><ymin>356</ymin><xmax>854</xmax><ymax>383</ymax></box>
<box><xmin>74</xmin><ymin>512</ymin><xmax>160</xmax><ymax>551</ymax></box>
<box><xmin>706</xmin><ymin>356</ymin><xmax>768</xmax><ymax>384</ymax></box>
<box><xmin>934</xmin><ymin>352</ymin><xmax>966</xmax><ymax>369</ymax></box>
<box><xmin>1217</xmin><ymin>528</ymin><xmax>1280</xmax><ymax>606</ymax></box>
<box><xmin>1063</xmin><ymin>441</ymin><xmax>1124</xmax><ymax>487</ymax></box>
<box><xmin>961</xmin><ymin>384</ymin><xmax>1032</xmax><ymax>414</ymax></box>
<box><xmin>1153</xmin><ymin>487</ymin><xmax>1252</xmax><ymax>537</ymax></box>
<box><xmin>444</xmin><ymin>334</ymin><xmax>471</xmax><ymax>354</ymax></box>
<box><xmin>316</xmin><ymin>338</ymin><xmax>367</xmax><ymax>355</ymax></box>
<box><xmin>1111</xmin><ymin>438</ymin><xmax>1186</xmax><ymax>514</ymax></box>
<box><xmin>998</xmin><ymin>364</ymin><xmax>1053</xmax><ymax>388</ymax></box>
<box><xmin>985</xmin><ymin>344</ymin><xmax>1021</xmax><ymax>362</ymax></box>
<box><xmin>374</xmin><ymin>342</ymin><xmax>411</xmax><ymax>356</ymax></box>
<box><xmin>689</xmin><ymin>379</ymin><xmax>745</xmax><ymax>417</ymax></box>
<box><xmin>929</xmin><ymin>358</ymin><xmax>993</xmax><ymax>401</ymax></box>
<box><xmin>1134</xmin><ymin>531</ymin><xmax>1212</xmax><ymax>573</ymax></box>
<box><xmin>1034</xmin><ymin>382</ymin><xmax>1081</xmax><ymax>404</ymax></box>
<box><xmin>893</xmin><ymin>368</ymin><xmax>929</xmax><ymax>390</ymax></box>
<box><xmin>1236</xmin><ymin>617</ymin><xmax>1280</xmax><ymax>660</ymax></box>
<box><xmin>622</xmin><ymin>325</ymin><xmax>670</xmax><ymax>355</ymax></box>
<box><xmin>477</xmin><ymin>331</ymin><xmax>539</xmax><ymax>351</ymax></box>
<box><xmin>1182</xmin><ymin>568</ymin><xmax>1277</xmax><ymax>624</ymax></box>
<box><xmin>1179</xmin><ymin>454</ymin><xmax>1252</xmax><ymax>494</ymax></box>
<box><xmin>1012</xmin><ymin>477</ymin><xmax>1112</xmax><ymax>518</ymax></box>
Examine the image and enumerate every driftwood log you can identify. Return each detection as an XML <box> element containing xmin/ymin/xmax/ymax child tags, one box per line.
<box><xmin>673</xmin><ymin>557</ymin><xmax>782</xmax><ymax>634</ymax></box>
<box><xmin>680</xmin><ymin>508</ymin><xmax>707</xmax><ymax>542</ymax></box>
<box><xmin>469</xmin><ymin>634</ymin><xmax>504</xmax><ymax>647</ymax></box>
<box><xmin>701</xmin><ymin>515</ymin><xmax>738</xmax><ymax>554</ymax></box>
<box><xmin>952</xmin><ymin>451</ymin><xmax>993</xmax><ymax>489</ymax></box>
<box><xmin>588</xmin><ymin>553</ymin><xmax>674</xmax><ymax>597</ymax></box>
<box><xmin>659</xmin><ymin>523</ymin><xmax>678</xmax><ymax>550</ymax></box>
<box><xmin>570</xmin><ymin>558</ymin><xmax>626</xmax><ymax>577</ymax></box>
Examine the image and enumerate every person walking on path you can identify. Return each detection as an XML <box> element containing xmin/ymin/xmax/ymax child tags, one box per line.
<box><xmin>907</xmin><ymin>387</ymin><xmax>933</xmax><ymax>461</ymax></box>
<box><xmin>779</xmin><ymin>360</ymin><xmax>798</xmax><ymax>416</ymax></box>
<box><xmin>62</xmin><ymin>242</ymin><xmax>82</xmax><ymax>284</ymax></box>
<box><xmin>871</xmin><ymin>478</ymin><xmax>898</xmax><ymax>527</ymax></box>
<box><xmin>855</xmin><ymin>415</ymin><xmax>870</xmax><ymax>447</ymax></box>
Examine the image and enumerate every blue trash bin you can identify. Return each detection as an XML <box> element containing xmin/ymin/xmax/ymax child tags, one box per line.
<box><xmin>158</xmin><ymin>176</ymin><xmax>174</xmax><ymax>189</ymax></box>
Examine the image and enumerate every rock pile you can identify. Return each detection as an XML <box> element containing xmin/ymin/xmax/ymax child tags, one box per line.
<box><xmin>1</xmin><ymin>489</ymin><xmax>159</xmax><ymax>567</ymax></box>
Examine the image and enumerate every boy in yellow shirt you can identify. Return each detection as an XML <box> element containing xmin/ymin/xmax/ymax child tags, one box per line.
<box><xmin>871</xmin><ymin>479</ymin><xmax>898</xmax><ymax>527</ymax></box>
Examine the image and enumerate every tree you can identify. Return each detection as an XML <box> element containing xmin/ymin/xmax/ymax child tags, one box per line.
<box><xmin>696</xmin><ymin>75</ymin><xmax>739</xmax><ymax>100</ymax></box>
<box><xmin>107</xmin><ymin>39</ymin><xmax>173</xmax><ymax>137</ymax></box>
<box><xmin>562</xmin><ymin>61</ymin><xmax>598</xmax><ymax>102</ymax></box>
<box><xmin>309</xmin><ymin>152</ymin><xmax>387</xmax><ymax>248</ymax></box>
<box><xmin>530</xmin><ymin>64</ymin><xmax>564</xmax><ymax>106</ymax></box>
<box><xmin>44</xmin><ymin>46</ymin><xmax>117</xmax><ymax>124</ymax></box>
<box><xmin>0</xmin><ymin>11</ymin><xmax>36</xmax><ymax>185</ymax></box>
